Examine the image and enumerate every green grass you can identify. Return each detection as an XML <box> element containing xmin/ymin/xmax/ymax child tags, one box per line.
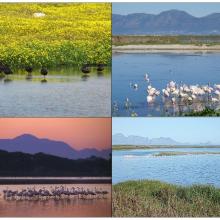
<box><xmin>0</xmin><ymin>3</ymin><xmax>111</xmax><ymax>69</ymax></box>
<box><xmin>113</xmin><ymin>180</ymin><xmax>220</xmax><ymax>217</ymax></box>
<box><xmin>113</xmin><ymin>35</ymin><xmax>220</xmax><ymax>46</ymax></box>
<box><xmin>184</xmin><ymin>108</ymin><xmax>220</xmax><ymax>116</ymax></box>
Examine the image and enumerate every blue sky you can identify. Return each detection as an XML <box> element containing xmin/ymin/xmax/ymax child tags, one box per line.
<box><xmin>112</xmin><ymin>118</ymin><xmax>220</xmax><ymax>144</ymax></box>
<box><xmin>113</xmin><ymin>3</ymin><xmax>220</xmax><ymax>17</ymax></box>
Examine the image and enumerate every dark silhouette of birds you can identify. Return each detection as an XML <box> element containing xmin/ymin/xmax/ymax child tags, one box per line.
<box><xmin>40</xmin><ymin>67</ymin><xmax>48</xmax><ymax>78</ymax></box>
<box><xmin>97</xmin><ymin>64</ymin><xmax>105</xmax><ymax>72</ymax></box>
<box><xmin>81</xmin><ymin>64</ymin><xmax>91</xmax><ymax>74</ymax></box>
<box><xmin>25</xmin><ymin>66</ymin><xmax>33</xmax><ymax>74</ymax></box>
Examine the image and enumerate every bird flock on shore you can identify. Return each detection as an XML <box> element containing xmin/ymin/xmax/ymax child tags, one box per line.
<box><xmin>2</xmin><ymin>185</ymin><xmax>109</xmax><ymax>201</ymax></box>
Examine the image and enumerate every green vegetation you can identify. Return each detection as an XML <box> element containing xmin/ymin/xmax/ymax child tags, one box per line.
<box><xmin>113</xmin><ymin>35</ymin><xmax>220</xmax><ymax>46</ymax></box>
<box><xmin>113</xmin><ymin>180</ymin><xmax>220</xmax><ymax>217</ymax></box>
<box><xmin>0</xmin><ymin>3</ymin><xmax>111</xmax><ymax>69</ymax></box>
<box><xmin>154</xmin><ymin>151</ymin><xmax>220</xmax><ymax>157</ymax></box>
<box><xmin>184</xmin><ymin>107</ymin><xmax>220</xmax><ymax>116</ymax></box>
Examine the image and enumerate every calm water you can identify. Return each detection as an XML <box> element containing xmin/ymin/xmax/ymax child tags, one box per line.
<box><xmin>113</xmin><ymin>148</ymin><xmax>220</xmax><ymax>186</ymax></box>
<box><xmin>0</xmin><ymin>67</ymin><xmax>111</xmax><ymax>117</ymax></box>
<box><xmin>112</xmin><ymin>53</ymin><xmax>220</xmax><ymax>116</ymax></box>
<box><xmin>0</xmin><ymin>184</ymin><xmax>111</xmax><ymax>217</ymax></box>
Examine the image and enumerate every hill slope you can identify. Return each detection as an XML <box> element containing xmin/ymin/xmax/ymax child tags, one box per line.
<box><xmin>0</xmin><ymin>149</ymin><xmax>111</xmax><ymax>177</ymax></box>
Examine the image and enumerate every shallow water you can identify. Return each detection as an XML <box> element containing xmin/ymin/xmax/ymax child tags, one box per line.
<box><xmin>0</xmin><ymin>67</ymin><xmax>111</xmax><ymax>117</ymax></box>
<box><xmin>112</xmin><ymin>53</ymin><xmax>220</xmax><ymax>116</ymax></box>
<box><xmin>113</xmin><ymin>148</ymin><xmax>220</xmax><ymax>186</ymax></box>
<box><xmin>0</xmin><ymin>183</ymin><xmax>111</xmax><ymax>217</ymax></box>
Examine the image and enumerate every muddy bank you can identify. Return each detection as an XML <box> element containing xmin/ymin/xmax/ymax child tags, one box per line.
<box><xmin>113</xmin><ymin>44</ymin><xmax>220</xmax><ymax>53</ymax></box>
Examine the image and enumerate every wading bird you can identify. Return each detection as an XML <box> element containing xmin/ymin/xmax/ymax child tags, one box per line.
<box><xmin>40</xmin><ymin>67</ymin><xmax>48</xmax><ymax>78</ymax></box>
<box><xmin>81</xmin><ymin>64</ymin><xmax>91</xmax><ymax>74</ymax></box>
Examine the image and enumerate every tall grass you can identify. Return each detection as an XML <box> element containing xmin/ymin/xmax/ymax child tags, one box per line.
<box><xmin>113</xmin><ymin>180</ymin><xmax>220</xmax><ymax>217</ymax></box>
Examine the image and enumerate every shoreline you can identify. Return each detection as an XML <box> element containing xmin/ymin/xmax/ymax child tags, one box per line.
<box><xmin>0</xmin><ymin>177</ymin><xmax>112</xmax><ymax>185</ymax></box>
<box><xmin>113</xmin><ymin>145</ymin><xmax>220</xmax><ymax>151</ymax></box>
<box><xmin>112</xmin><ymin>44</ymin><xmax>220</xmax><ymax>53</ymax></box>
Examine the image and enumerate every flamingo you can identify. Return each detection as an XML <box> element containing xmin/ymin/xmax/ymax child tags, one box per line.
<box><xmin>147</xmin><ymin>95</ymin><xmax>154</xmax><ymax>103</ymax></box>
<box><xmin>144</xmin><ymin>73</ymin><xmax>150</xmax><ymax>82</ymax></box>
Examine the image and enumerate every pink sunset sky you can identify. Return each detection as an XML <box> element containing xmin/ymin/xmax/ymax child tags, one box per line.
<box><xmin>0</xmin><ymin>118</ymin><xmax>111</xmax><ymax>150</ymax></box>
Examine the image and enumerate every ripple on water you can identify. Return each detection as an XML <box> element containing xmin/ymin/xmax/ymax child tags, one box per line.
<box><xmin>0</xmin><ymin>74</ymin><xmax>111</xmax><ymax>117</ymax></box>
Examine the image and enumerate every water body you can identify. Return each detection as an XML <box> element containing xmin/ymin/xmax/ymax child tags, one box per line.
<box><xmin>0</xmin><ymin>67</ymin><xmax>111</xmax><ymax>117</ymax></box>
<box><xmin>112</xmin><ymin>52</ymin><xmax>220</xmax><ymax>116</ymax></box>
<box><xmin>0</xmin><ymin>183</ymin><xmax>111</xmax><ymax>217</ymax></box>
<box><xmin>113</xmin><ymin>148</ymin><xmax>220</xmax><ymax>187</ymax></box>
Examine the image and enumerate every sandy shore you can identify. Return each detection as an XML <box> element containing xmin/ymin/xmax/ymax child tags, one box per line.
<box><xmin>113</xmin><ymin>44</ymin><xmax>220</xmax><ymax>53</ymax></box>
<box><xmin>0</xmin><ymin>177</ymin><xmax>112</xmax><ymax>184</ymax></box>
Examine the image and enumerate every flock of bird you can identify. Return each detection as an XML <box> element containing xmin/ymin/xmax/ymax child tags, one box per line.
<box><xmin>2</xmin><ymin>185</ymin><xmax>109</xmax><ymax>201</ymax></box>
<box><xmin>126</xmin><ymin>73</ymin><xmax>220</xmax><ymax>107</ymax></box>
<box><xmin>0</xmin><ymin>62</ymin><xmax>105</xmax><ymax>80</ymax></box>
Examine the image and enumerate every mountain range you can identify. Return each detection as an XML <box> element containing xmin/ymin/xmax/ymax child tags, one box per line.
<box><xmin>0</xmin><ymin>134</ymin><xmax>111</xmax><ymax>159</ymax></box>
<box><xmin>113</xmin><ymin>133</ymin><xmax>183</xmax><ymax>146</ymax></box>
<box><xmin>112</xmin><ymin>133</ymin><xmax>214</xmax><ymax>146</ymax></box>
<box><xmin>113</xmin><ymin>10</ymin><xmax>220</xmax><ymax>35</ymax></box>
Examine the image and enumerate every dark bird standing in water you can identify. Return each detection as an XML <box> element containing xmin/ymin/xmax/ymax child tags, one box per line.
<box><xmin>97</xmin><ymin>64</ymin><xmax>105</xmax><ymax>72</ymax></box>
<box><xmin>40</xmin><ymin>67</ymin><xmax>48</xmax><ymax>78</ymax></box>
<box><xmin>25</xmin><ymin>66</ymin><xmax>33</xmax><ymax>81</ymax></box>
<box><xmin>81</xmin><ymin>64</ymin><xmax>91</xmax><ymax>74</ymax></box>
<box><xmin>25</xmin><ymin>66</ymin><xmax>33</xmax><ymax>74</ymax></box>
<box><xmin>3</xmin><ymin>66</ymin><xmax>13</xmax><ymax>76</ymax></box>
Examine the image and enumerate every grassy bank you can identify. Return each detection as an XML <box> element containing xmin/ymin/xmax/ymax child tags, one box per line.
<box><xmin>0</xmin><ymin>3</ymin><xmax>111</xmax><ymax>69</ymax></box>
<box><xmin>113</xmin><ymin>180</ymin><xmax>220</xmax><ymax>217</ymax></box>
<box><xmin>113</xmin><ymin>35</ymin><xmax>220</xmax><ymax>46</ymax></box>
<box><xmin>154</xmin><ymin>151</ymin><xmax>220</xmax><ymax>157</ymax></box>
<box><xmin>184</xmin><ymin>108</ymin><xmax>220</xmax><ymax>116</ymax></box>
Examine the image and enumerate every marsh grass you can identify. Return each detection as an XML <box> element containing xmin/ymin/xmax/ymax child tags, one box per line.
<box><xmin>184</xmin><ymin>108</ymin><xmax>220</xmax><ymax>116</ymax></box>
<box><xmin>113</xmin><ymin>180</ymin><xmax>220</xmax><ymax>217</ymax></box>
<box><xmin>113</xmin><ymin>35</ymin><xmax>220</xmax><ymax>46</ymax></box>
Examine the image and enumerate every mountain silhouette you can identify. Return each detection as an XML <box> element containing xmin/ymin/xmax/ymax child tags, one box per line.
<box><xmin>113</xmin><ymin>10</ymin><xmax>220</xmax><ymax>35</ymax></box>
<box><xmin>0</xmin><ymin>149</ymin><xmax>111</xmax><ymax>177</ymax></box>
<box><xmin>0</xmin><ymin>134</ymin><xmax>111</xmax><ymax>159</ymax></box>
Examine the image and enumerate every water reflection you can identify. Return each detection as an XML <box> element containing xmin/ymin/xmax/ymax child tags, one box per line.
<box><xmin>3</xmin><ymin>78</ymin><xmax>13</xmax><ymax>84</ymax></box>
<box><xmin>25</xmin><ymin>73</ymin><xmax>33</xmax><ymax>81</ymax></box>
<box><xmin>81</xmin><ymin>74</ymin><xmax>90</xmax><ymax>81</ymax></box>
<box><xmin>0</xmin><ymin>183</ymin><xmax>111</xmax><ymax>217</ymax></box>
<box><xmin>97</xmin><ymin>71</ymin><xmax>104</xmax><ymax>77</ymax></box>
<box><xmin>41</xmin><ymin>79</ymin><xmax>47</xmax><ymax>83</ymax></box>
<box><xmin>0</xmin><ymin>66</ymin><xmax>111</xmax><ymax>117</ymax></box>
